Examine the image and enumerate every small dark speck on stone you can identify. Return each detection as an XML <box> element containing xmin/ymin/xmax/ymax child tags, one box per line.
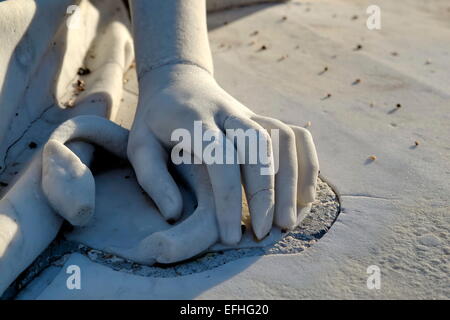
<box><xmin>259</xmin><ymin>45</ymin><xmax>267</xmax><ymax>51</ymax></box>
<box><xmin>354</xmin><ymin>44</ymin><xmax>363</xmax><ymax>51</ymax></box>
<box><xmin>15</xmin><ymin>113</ymin><xmax>19</xmax><ymax>116</ymax></box>
<box><xmin>388</xmin><ymin>104</ymin><xmax>402</xmax><ymax>114</ymax></box>
<box><xmin>322</xmin><ymin>93</ymin><xmax>332</xmax><ymax>100</ymax></box>
<box><xmin>318</xmin><ymin>66</ymin><xmax>328</xmax><ymax>75</ymax></box>
<box><xmin>124</xmin><ymin>175</ymin><xmax>130</xmax><ymax>179</ymax></box>
<box><xmin>77</xmin><ymin>67</ymin><xmax>91</xmax><ymax>76</ymax></box>
<box><xmin>28</xmin><ymin>142</ymin><xmax>37</xmax><ymax>149</ymax></box>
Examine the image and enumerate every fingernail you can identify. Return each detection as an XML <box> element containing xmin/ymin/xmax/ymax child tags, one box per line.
<box><xmin>249</xmin><ymin>190</ymin><xmax>275</xmax><ymax>240</ymax></box>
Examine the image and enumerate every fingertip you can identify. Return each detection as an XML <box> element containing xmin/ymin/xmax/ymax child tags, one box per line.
<box><xmin>274</xmin><ymin>207</ymin><xmax>297</xmax><ymax>231</ymax></box>
<box><xmin>248</xmin><ymin>189</ymin><xmax>275</xmax><ymax>240</ymax></box>
<box><xmin>218</xmin><ymin>199</ymin><xmax>243</xmax><ymax>245</ymax></box>
<box><xmin>253</xmin><ymin>221</ymin><xmax>272</xmax><ymax>241</ymax></box>
<box><xmin>206</xmin><ymin>162</ymin><xmax>243</xmax><ymax>246</ymax></box>
<box><xmin>296</xmin><ymin>203</ymin><xmax>312</xmax><ymax>227</ymax></box>
<box><xmin>220</xmin><ymin>224</ymin><xmax>242</xmax><ymax>246</ymax></box>
<box><xmin>290</xmin><ymin>124</ymin><xmax>319</xmax><ymax>207</ymax></box>
<box><xmin>299</xmin><ymin>184</ymin><xmax>316</xmax><ymax>204</ymax></box>
<box><xmin>144</xmin><ymin>232</ymin><xmax>177</xmax><ymax>264</ymax></box>
<box><xmin>156</xmin><ymin>181</ymin><xmax>183</xmax><ymax>221</ymax></box>
<box><xmin>129</xmin><ymin>141</ymin><xmax>184</xmax><ymax>221</ymax></box>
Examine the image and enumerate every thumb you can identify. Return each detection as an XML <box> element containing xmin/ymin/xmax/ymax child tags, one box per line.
<box><xmin>42</xmin><ymin>139</ymin><xmax>95</xmax><ymax>226</ymax></box>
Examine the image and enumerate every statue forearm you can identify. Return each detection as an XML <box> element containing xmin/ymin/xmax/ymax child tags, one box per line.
<box><xmin>0</xmin><ymin>139</ymin><xmax>97</xmax><ymax>295</ymax></box>
<box><xmin>130</xmin><ymin>0</ymin><xmax>214</xmax><ymax>82</ymax></box>
<box><xmin>0</xmin><ymin>156</ymin><xmax>63</xmax><ymax>295</ymax></box>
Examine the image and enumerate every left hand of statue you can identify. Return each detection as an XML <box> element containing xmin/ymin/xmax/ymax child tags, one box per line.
<box><xmin>128</xmin><ymin>63</ymin><xmax>319</xmax><ymax>245</ymax></box>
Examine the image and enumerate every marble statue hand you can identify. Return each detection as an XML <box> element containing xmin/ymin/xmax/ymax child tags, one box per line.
<box><xmin>129</xmin><ymin>0</ymin><xmax>319</xmax><ymax>245</ymax></box>
<box><xmin>0</xmin><ymin>116</ymin><xmax>128</xmax><ymax>294</ymax></box>
<box><xmin>108</xmin><ymin>162</ymin><xmax>219</xmax><ymax>265</ymax></box>
<box><xmin>130</xmin><ymin>63</ymin><xmax>319</xmax><ymax>246</ymax></box>
<box><xmin>42</xmin><ymin>116</ymin><xmax>129</xmax><ymax>226</ymax></box>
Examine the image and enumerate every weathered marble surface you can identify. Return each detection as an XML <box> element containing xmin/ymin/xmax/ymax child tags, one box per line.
<box><xmin>0</xmin><ymin>0</ymin><xmax>134</xmax><ymax>295</ymax></box>
<box><xmin>0</xmin><ymin>0</ymin><xmax>322</xmax><ymax>297</ymax></box>
<box><xmin>3</xmin><ymin>0</ymin><xmax>450</xmax><ymax>299</ymax></box>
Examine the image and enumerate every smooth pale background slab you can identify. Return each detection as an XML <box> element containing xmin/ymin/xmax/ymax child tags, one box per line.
<box><xmin>21</xmin><ymin>0</ymin><xmax>450</xmax><ymax>299</ymax></box>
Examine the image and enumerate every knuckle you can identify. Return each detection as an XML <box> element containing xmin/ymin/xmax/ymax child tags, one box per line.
<box><xmin>258</xmin><ymin>127</ymin><xmax>272</xmax><ymax>143</ymax></box>
<box><xmin>280</xmin><ymin>125</ymin><xmax>296</xmax><ymax>144</ymax></box>
<box><xmin>127</xmin><ymin>143</ymin><xmax>138</xmax><ymax>161</ymax></box>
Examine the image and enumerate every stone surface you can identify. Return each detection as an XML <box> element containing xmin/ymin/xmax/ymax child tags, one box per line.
<box><xmin>2</xmin><ymin>0</ymin><xmax>450</xmax><ymax>299</ymax></box>
<box><xmin>13</xmin><ymin>177</ymin><xmax>338</xmax><ymax>300</ymax></box>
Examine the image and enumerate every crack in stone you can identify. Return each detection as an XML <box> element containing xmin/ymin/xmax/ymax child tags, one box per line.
<box><xmin>0</xmin><ymin>103</ymin><xmax>55</xmax><ymax>177</ymax></box>
<box><xmin>247</xmin><ymin>187</ymin><xmax>275</xmax><ymax>203</ymax></box>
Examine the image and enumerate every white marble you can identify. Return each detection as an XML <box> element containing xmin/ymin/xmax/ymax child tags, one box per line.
<box><xmin>0</xmin><ymin>0</ymin><xmax>133</xmax><ymax>294</ymax></box>
<box><xmin>3</xmin><ymin>0</ymin><xmax>450</xmax><ymax>299</ymax></box>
